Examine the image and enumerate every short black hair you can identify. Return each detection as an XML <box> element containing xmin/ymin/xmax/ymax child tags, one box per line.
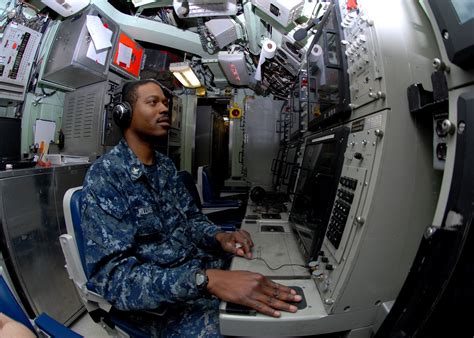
<box><xmin>121</xmin><ymin>79</ymin><xmax>163</xmax><ymax>107</ymax></box>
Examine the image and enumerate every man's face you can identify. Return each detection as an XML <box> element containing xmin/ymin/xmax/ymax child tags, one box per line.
<box><xmin>129</xmin><ymin>82</ymin><xmax>170</xmax><ymax>139</ymax></box>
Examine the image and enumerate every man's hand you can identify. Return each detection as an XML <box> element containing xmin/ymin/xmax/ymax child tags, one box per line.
<box><xmin>0</xmin><ymin>313</ymin><xmax>35</xmax><ymax>338</ymax></box>
<box><xmin>216</xmin><ymin>230</ymin><xmax>254</xmax><ymax>258</ymax></box>
<box><xmin>205</xmin><ymin>269</ymin><xmax>302</xmax><ymax>318</ymax></box>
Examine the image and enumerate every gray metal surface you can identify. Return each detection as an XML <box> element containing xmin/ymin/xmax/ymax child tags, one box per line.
<box><xmin>62</xmin><ymin>81</ymin><xmax>108</xmax><ymax>157</ymax></box>
<box><xmin>313</xmin><ymin>0</ymin><xmax>443</xmax><ymax>316</ymax></box>
<box><xmin>244</xmin><ymin>98</ymin><xmax>283</xmax><ymax>189</ymax></box>
<box><xmin>42</xmin><ymin>4</ymin><xmax>119</xmax><ymax>89</ymax></box>
<box><xmin>231</xmin><ymin>218</ymin><xmax>308</xmax><ymax>278</ymax></box>
<box><xmin>0</xmin><ymin>164</ymin><xmax>89</xmax><ymax>325</ymax></box>
<box><xmin>91</xmin><ymin>0</ymin><xmax>212</xmax><ymax>59</ymax></box>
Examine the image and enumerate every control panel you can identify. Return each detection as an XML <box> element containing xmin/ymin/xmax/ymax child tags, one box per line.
<box><xmin>0</xmin><ymin>23</ymin><xmax>42</xmax><ymax>104</ymax></box>
<box><xmin>326</xmin><ymin>176</ymin><xmax>359</xmax><ymax>250</ymax></box>
<box><xmin>339</xmin><ymin>1</ymin><xmax>384</xmax><ymax>108</ymax></box>
<box><xmin>313</xmin><ymin>113</ymin><xmax>382</xmax><ymax>310</ymax></box>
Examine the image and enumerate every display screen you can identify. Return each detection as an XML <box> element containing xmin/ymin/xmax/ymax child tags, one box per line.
<box><xmin>0</xmin><ymin>117</ymin><xmax>21</xmax><ymax>162</ymax></box>
<box><xmin>280</xmin><ymin>143</ymin><xmax>300</xmax><ymax>194</ymax></box>
<box><xmin>306</xmin><ymin>3</ymin><xmax>350</xmax><ymax>130</ymax></box>
<box><xmin>451</xmin><ymin>0</ymin><xmax>474</xmax><ymax>24</ymax></box>
<box><xmin>290</xmin><ymin>127</ymin><xmax>349</xmax><ymax>260</ymax></box>
<box><xmin>428</xmin><ymin>0</ymin><xmax>474</xmax><ymax>70</ymax></box>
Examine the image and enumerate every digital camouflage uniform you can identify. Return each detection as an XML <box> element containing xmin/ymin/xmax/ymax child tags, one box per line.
<box><xmin>81</xmin><ymin>139</ymin><xmax>226</xmax><ymax>337</ymax></box>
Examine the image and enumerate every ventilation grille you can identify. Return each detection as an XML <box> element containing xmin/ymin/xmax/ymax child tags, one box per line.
<box><xmin>62</xmin><ymin>81</ymin><xmax>106</xmax><ymax>155</ymax></box>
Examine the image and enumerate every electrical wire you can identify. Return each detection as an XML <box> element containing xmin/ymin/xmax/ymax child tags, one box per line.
<box><xmin>235</xmin><ymin>255</ymin><xmax>307</xmax><ymax>271</ymax></box>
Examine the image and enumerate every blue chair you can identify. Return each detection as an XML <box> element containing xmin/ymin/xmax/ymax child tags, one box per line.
<box><xmin>0</xmin><ymin>266</ymin><xmax>82</xmax><ymax>338</ymax></box>
<box><xmin>197</xmin><ymin>166</ymin><xmax>242</xmax><ymax>210</ymax></box>
<box><xmin>61</xmin><ymin>187</ymin><xmax>168</xmax><ymax>338</ymax></box>
<box><xmin>178</xmin><ymin>170</ymin><xmax>237</xmax><ymax>231</ymax></box>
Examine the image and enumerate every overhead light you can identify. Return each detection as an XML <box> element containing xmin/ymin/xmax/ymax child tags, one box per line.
<box><xmin>169</xmin><ymin>61</ymin><xmax>201</xmax><ymax>88</ymax></box>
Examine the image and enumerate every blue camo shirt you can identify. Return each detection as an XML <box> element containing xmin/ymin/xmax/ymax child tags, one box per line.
<box><xmin>81</xmin><ymin>138</ymin><xmax>222</xmax><ymax>311</ymax></box>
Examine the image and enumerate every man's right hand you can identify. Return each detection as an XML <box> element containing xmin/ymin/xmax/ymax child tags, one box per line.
<box><xmin>205</xmin><ymin>269</ymin><xmax>302</xmax><ymax>318</ymax></box>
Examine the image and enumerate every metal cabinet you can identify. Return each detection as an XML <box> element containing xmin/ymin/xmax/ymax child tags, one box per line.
<box><xmin>0</xmin><ymin>164</ymin><xmax>89</xmax><ymax>325</ymax></box>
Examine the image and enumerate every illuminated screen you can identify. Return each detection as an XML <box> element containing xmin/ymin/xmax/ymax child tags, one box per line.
<box><xmin>451</xmin><ymin>0</ymin><xmax>474</xmax><ymax>24</ymax></box>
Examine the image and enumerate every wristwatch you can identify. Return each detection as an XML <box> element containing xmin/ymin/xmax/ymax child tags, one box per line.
<box><xmin>195</xmin><ymin>269</ymin><xmax>209</xmax><ymax>292</ymax></box>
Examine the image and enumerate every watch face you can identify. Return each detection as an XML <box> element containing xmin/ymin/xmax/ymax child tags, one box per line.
<box><xmin>196</xmin><ymin>273</ymin><xmax>205</xmax><ymax>286</ymax></box>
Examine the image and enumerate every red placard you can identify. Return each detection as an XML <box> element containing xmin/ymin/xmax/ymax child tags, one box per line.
<box><xmin>112</xmin><ymin>32</ymin><xmax>144</xmax><ymax>78</ymax></box>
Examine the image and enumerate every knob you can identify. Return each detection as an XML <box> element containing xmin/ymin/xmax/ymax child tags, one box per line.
<box><xmin>441</xmin><ymin>119</ymin><xmax>456</xmax><ymax>135</ymax></box>
<box><xmin>354</xmin><ymin>152</ymin><xmax>363</xmax><ymax>160</ymax></box>
<box><xmin>321</xmin><ymin>256</ymin><xmax>329</xmax><ymax>263</ymax></box>
<box><xmin>318</xmin><ymin>250</ymin><xmax>325</xmax><ymax>256</ymax></box>
<box><xmin>313</xmin><ymin>271</ymin><xmax>325</xmax><ymax>281</ymax></box>
<box><xmin>362</xmin><ymin>139</ymin><xmax>367</xmax><ymax>146</ymax></box>
<box><xmin>324</xmin><ymin>298</ymin><xmax>335</xmax><ymax>305</ymax></box>
<box><xmin>433</xmin><ymin>58</ymin><xmax>450</xmax><ymax>73</ymax></box>
<box><xmin>356</xmin><ymin>216</ymin><xmax>365</xmax><ymax>225</ymax></box>
<box><xmin>369</xmin><ymin>91</ymin><xmax>386</xmax><ymax>99</ymax></box>
<box><xmin>326</xmin><ymin>264</ymin><xmax>334</xmax><ymax>271</ymax></box>
<box><xmin>357</xmin><ymin>34</ymin><xmax>367</xmax><ymax>43</ymax></box>
<box><xmin>374</xmin><ymin>129</ymin><xmax>384</xmax><ymax>138</ymax></box>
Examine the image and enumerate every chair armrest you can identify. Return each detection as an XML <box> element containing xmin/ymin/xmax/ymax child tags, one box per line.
<box><xmin>59</xmin><ymin>235</ymin><xmax>87</xmax><ymax>287</ymax></box>
<box><xmin>59</xmin><ymin>235</ymin><xmax>113</xmax><ymax>313</ymax></box>
<box><xmin>35</xmin><ymin>313</ymin><xmax>83</xmax><ymax>338</ymax></box>
<box><xmin>207</xmin><ymin>199</ymin><xmax>241</xmax><ymax>207</ymax></box>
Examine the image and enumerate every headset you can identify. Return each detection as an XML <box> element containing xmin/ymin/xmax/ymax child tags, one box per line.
<box><xmin>112</xmin><ymin>100</ymin><xmax>133</xmax><ymax>129</ymax></box>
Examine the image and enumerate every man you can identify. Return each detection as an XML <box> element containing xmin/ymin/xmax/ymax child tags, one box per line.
<box><xmin>81</xmin><ymin>79</ymin><xmax>301</xmax><ymax>337</ymax></box>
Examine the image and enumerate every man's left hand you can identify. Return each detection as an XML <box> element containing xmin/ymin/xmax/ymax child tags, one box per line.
<box><xmin>215</xmin><ymin>230</ymin><xmax>254</xmax><ymax>258</ymax></box>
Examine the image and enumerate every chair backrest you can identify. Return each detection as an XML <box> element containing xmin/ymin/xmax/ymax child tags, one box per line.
<box><xmin>178</xmin><ymin>171</ymin><xmax>202</xmax><ymax>210</ymax></box>
<box><xmin>203</xmin><ymin>166</ymin><xmax>216</xmax><ymax>193</ymax></box>
<box><xmin>197</xmin><ymin>165</ymin><xmax>215</xmax><ymax>203</ymax></box>
<box><xmin>0</xmin><ymin>267</ymin><xmax>35</xmax><ymax>332</ymax></box>
<box><xmin>63</xmin><ymin>187</ymin><xmax>87</xmax><ymax>271</ymax></box>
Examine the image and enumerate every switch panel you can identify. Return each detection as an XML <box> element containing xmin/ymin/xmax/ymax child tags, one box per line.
<box><xmin>339</xmin><ymin>1</ymin><xmax>384</xmax><ymax>107</ymax></box>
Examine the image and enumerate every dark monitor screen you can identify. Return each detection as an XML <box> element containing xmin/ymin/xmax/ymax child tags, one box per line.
<box><xmin>428</xmin><ymin>0</ymin><xmax>474</xmax><ymax>70</ymax></box>
<box><xmin>280</xmin><ymin>141</ymin><xmax>301</xmax><ymax>194</ymax></box>
<box><xmin>0</xmin><ymin>117</ymin><xmax>21</xmax><ymax>162</ymax></box>
<box><xmin>306</xmin><ymin>1</ymin><xmax>351</xmax><ymax>130</ymax></box>
<box><xmin>290</xmin><ymin>126</ymin><xmax>349</xmax><ymax>260</ymax></box>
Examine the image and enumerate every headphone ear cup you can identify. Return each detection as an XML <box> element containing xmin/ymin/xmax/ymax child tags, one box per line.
<box><xmin>112</xmin><ymin>101</ymin><xmax>132</xmax><ymax>128</ymax></box>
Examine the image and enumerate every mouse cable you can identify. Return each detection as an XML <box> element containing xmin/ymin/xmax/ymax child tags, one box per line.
<box><xmin>236</xmin><ymin>256</ymin><xmax>307</xmax><ymax>271</ymax></box>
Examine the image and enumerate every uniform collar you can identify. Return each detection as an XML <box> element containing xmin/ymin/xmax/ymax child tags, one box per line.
<box><xmin>117</xmin><ymin>138</ymin><xmax>149</xmax><ymax>182</ymax></box>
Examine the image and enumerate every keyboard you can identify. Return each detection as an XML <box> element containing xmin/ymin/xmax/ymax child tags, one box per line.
<box><xmin>173</xmin><ymin>0</ymin><xmax>237</xmax><ymax>18</ymax></box>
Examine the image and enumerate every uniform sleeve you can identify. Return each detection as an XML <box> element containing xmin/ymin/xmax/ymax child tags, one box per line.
<box><xmin>81</xmin><ymin>167</ymin><xmax>206</xmax><ymax>312</ymax></box>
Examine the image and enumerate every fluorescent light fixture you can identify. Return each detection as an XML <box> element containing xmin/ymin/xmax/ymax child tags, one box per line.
<box><xmin>169</xmin><ymin>62</ymin><xmax>201</xmax><ymax>88</ymax></box>
<box><xmin>131</xmin><ymin>0</ymin><xmax>156</xmax><ymax>7</ymax></box>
